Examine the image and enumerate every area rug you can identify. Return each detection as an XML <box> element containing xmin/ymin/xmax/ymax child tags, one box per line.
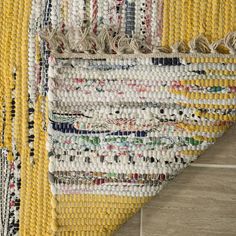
<box><xmin>0</xmin><ymin>0</ymin><xmax>236</xmax><ymax>235</ymax></box>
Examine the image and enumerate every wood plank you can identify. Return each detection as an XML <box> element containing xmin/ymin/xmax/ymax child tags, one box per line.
<box><xmin>196</xmin><ymin>125</ymin><xmax>236</xmax><ymax>165</ymax></box>
<box><xmin>114</xmin><ymin>210</ymin><xmax>141</xmax><ymax>236</ymax></box>
<box><xmin>142</xmin><ymin>167</ymin><xmax>236</xmax><ymax>236</ymax></box>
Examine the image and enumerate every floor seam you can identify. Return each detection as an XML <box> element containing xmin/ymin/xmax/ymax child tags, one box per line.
<box><xmin>140</xmin><ymin>208</ymin><xmax>143</xmax><ymax>236</ymax></box>
<box><xmin>191</xmin><ymin>163</ymin><xmax>236</xmax><ymax>169</ymax></box>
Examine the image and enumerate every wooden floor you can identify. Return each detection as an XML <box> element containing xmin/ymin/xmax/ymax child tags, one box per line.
<box><xmin>115</xmin><ymin>125</ymin><xmax>236</xmax><ymax>236</ymax></box>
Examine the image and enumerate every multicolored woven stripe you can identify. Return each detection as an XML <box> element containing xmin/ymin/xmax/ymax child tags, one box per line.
<box><xmin>0</xmin><ymin>149</ymin><xmax>20</xmax><ymax>236</ymax></box>
<box><xmin>0</xmin><ymin>0</ymin><xmax>236</xmax><ymax>235</ymax></box>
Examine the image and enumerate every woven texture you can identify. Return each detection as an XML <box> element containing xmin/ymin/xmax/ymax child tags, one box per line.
<box><xmin>0</xmin><ymin>0</ymin><xmax>236</xmax><ymax>236</ymax></box>
<box><xmin>0</xmin><ymin>149</ymin><xmax>20</xmax><ymax>236</ymax></box>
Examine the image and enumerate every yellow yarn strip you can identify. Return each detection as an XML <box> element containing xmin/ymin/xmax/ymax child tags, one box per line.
<box><xmin>0</xmin><ymin>0</ymin><xmax>15</xmax><ymax>157</ymax></box>
<box><xmin>20</xmin><ymin>96</ymin><xmax>52</xmax><ymax>236</ymax></box>
<box><xmin>180</xmin><ymin>150</ymin><xmax>203</xmax><ymax>157</ymax></box>
<box><xmin>184</xmin><ymin>57</ymin><xmax>236</xmax><ymax>64</ymax></box>
<box><xmin>53</xmin><ymin>194</ymin><xmax>151</xmax><ymax>235</ymax></box>
<box><xmin>171</xmin><ymin>90</ymin><xmax>236</xmax><ymax>100</ymax></box>
<box><xmin>0</xmin><ymin>0</ymin><xmax>52</xmax><ymax>235</ymax></box>
<box><xmin>180</xmin><ymin>79</ymin><xmax>236</xmax><ymax>87</ymax></box>
<box><xmin>206</xmin><ymin>70</ymin><xmax>236</xmax><ymax>76</ymax></box>
<box><xmin>162</xmin><ymin>0</ymin><xmax>236</xmax><ymax>46</ymax></box>
<box><xmin>177</xmin><ymin>123</ymin><xmax>230</xmax><ymax>134</ymax></box>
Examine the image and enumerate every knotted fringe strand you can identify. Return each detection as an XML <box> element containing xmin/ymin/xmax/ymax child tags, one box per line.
<box><xmin>40</xmin><ymin>26</ymin><xmax>236</xmax><ymax>57</ymax></box>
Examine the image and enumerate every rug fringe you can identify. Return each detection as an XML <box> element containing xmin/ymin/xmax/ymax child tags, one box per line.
<box><xmin>40</xmin><ymin>26</ymin><xmax>236</xmax><ymax>57</ymax></box>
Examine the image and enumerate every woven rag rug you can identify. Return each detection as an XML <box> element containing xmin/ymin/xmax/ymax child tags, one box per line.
<box><xmin>0</xmin><ymin>0</ymin><xmax>236</xmax><ymax>235</ymax></box>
